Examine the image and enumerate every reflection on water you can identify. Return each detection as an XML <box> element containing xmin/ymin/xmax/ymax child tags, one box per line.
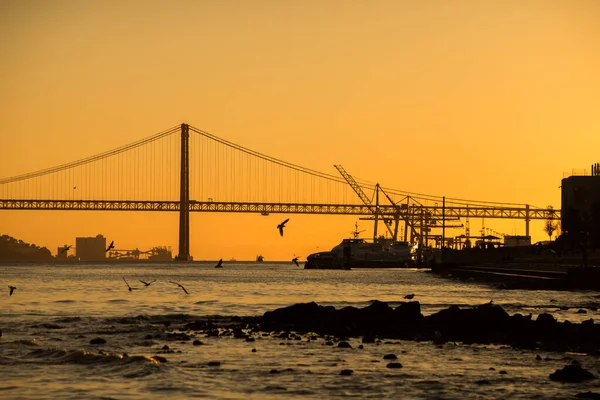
<box><xmin>1</xmin><ymin>263</ymin><xmax>599</xmax><ymax>399</ymax></box>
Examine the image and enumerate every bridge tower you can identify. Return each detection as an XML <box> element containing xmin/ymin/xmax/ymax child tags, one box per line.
<box><xmin>175</xmin><ymin>123</ymin><xmax>192</xmax><ymax>261</ymax></box>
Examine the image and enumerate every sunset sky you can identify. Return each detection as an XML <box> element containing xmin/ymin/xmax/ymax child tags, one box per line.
<box><xmin>1</xmin><ymin>1</ymin><xmax>599</xmax><ymax>261</ymax></box>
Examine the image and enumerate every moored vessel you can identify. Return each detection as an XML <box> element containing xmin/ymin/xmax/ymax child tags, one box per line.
<box><xmin>304</xmin><ymin>224</ymin><xmax>413</xmax><ymax>269</ymax></box>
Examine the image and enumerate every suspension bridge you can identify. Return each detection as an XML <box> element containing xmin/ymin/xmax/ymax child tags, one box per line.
<box><xmin>0</xmin><ymin>123</ymin><xmax>559</xmax><ymax>260</ymax></box>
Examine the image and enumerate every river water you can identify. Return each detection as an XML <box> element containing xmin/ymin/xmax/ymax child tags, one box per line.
<box><xmin>1</xmin><ymin>262</ymin><xmax>599</xmax><ymax>399</ymax></box>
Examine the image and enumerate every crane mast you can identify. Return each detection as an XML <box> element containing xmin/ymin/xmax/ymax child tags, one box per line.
<box><xmin>334</xmin><ymin>165</ymin><xmax>394</xmax><ymax>240</ymax></box>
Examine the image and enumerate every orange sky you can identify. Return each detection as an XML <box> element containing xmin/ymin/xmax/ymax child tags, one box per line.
<box><xmin>1</xmin><ymin>1</ymin><xmax>599</xmax><ymax>261</ymax></box>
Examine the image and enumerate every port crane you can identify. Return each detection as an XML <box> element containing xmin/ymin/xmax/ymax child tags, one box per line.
<box><xmin>334</xmin><ymin>165</ymin><xmax>396</xmax><ymax>241</ymax></box>
<box><xmin>334</xmin><ymin>165</ymin><xmax>461</xmax><ymax>246</ymax></box>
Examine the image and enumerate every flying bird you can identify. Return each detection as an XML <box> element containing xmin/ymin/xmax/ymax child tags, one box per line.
<box><xmin>277</xmin><ymin>219</ymin><xmax>290</xmax><ymax>236</ymax></box>
<box><xmin>292</xmin><ymin>257</ymin><xmax>300</xmax><ymax>267</ymax></box>
<box><xmin>59</xmin><ymin>245</ymin><xmax>72</xmax><ymax>254</ymax></box>
<box><xmin>404</xmin><ymin>294</ymin><xmax>415</xmax><ymax>300</ymax></box>
<box><xmin>215</xmin><ymin>259</ymin><xmax>223</xmax><ymax>268</ymax></box>
<box><xmin>106</xmin><ymin>241</ymin><xmax>115</xmax><ymax>252</ymax></box>
<box><xmin>8</xmin><ymin>286</ymin><xmax>16</xmax><ymax>296</ymax></box>
<box><xmin>123</xmin><ymin>277</ymin><xmax>138</xmax><ymax>291</ymax></box>
<box><xmin>139</xmin><ymin>279</ymin><xmax>156</xmax><ymax>287</ymax></box>
<box><xmin>169</xmin><ymin>281</ymin><xmax>189</xmax><ymax>295</ymax></box>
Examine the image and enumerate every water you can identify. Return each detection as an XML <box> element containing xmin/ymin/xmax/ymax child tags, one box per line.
<box><xmin>1</xmin><ymin>262</ymin><xmax>600</xmax><ymax>399</ymax></box>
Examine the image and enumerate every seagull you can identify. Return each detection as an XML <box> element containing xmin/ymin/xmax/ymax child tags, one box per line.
<box><xmin>8</xmin><ymin>286</ymin><xmax>16</xmax><ymax>296</ymax></box>
<box><xmin>106</xmin><ymin>241</ymin><xmax>115</xmax><ymax>252</ymax></box>
<box><xmin>292</xmin><ymin>257</ymin><xmax>300</xmax><ymax>267</ymax></box>
<box><xmin>404</xmin><ymin>294</ymin><xmax>415</xmax><ymax>300</ymax></box>
<box><xmin>123</xmin><ymin>277</ymin><xmax>138</xmax><ymax>291</ymax></box>
<box><xmin>139</xmin><ymin>279</ymin><xmax>156</xmax><ymax>287</ymax></box>
<box><xmin>169</xmin><ymin>281</ymin><xmax>189</xmax><ymax>295</ymax></box>
<box><xmin>59</xmin><ymin>245</ymin><xmax>72</xmax><ymax>254</ymax></box>
<box><xmin>215</xmin><ymin>259</ymin><xmax>223</xmax><ymax>268</ymax></box>
<box><xmin>277</xmin><ymin>219</ymin><xmax>290</xmax><ymax>236</ymax></box>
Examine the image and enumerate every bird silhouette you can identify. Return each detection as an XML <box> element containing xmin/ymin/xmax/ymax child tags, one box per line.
<box><xmin>215</xmin><ymin>259</ymin><xmax>223</xmax><ymax>268</ymax></box>
<box><xmin>139</xmin><ymin>279</ymin><xmax>156</xmax><ymax>287</ymax></box>
<box><xmin>106</xmin><ymin>241</ymin><xmax>115</xmax><ymax>252</ymax></box>
<box><xmin>59</xmin><ymin>245</ymin><xmax>72</xmax><ymax>254</ymax></box>
<box><xmin>169</xmin><ymin>281</ymin><xmax>189</xmax><ymax>295</ymax></box>
<box><xmin>8</xmin><ymin>286</ymin><xmax>16</xmax><ymax>296</ymax></box>
<box><xmin>404</xmin><ymin>294</ymin><xmax>415</xmax><ymax>300</ymax></box>
<box><xmin>123</xmin><ymin>277</ymin><xmax>138</xmax><ymax>291</ymax></box>
<box><xmin>292</xmin><ymin>257</ymin><xmax>300</xmax><ymax>267</ymax></box>
<box><xmin>277</xmin><ymin>219</ymin><xmax>290</xmax><ymax>236</ymax></box>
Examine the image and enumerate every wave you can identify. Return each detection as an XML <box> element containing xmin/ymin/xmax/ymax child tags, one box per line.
<box><xmin>25</xmin><ymin>348</ymin><xmax>166</xmax><ymax>366</ymax></box>
<box><xmin>193</xmin><ymin>300</ymin><xmax>219</xmax><ymax>305</ymax></box>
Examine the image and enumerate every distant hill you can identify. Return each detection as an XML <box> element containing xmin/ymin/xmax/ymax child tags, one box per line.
<box><xmin>0</xmin><ymin>234</ymin><xmax>54</xmax><ymax>261</ymax></box>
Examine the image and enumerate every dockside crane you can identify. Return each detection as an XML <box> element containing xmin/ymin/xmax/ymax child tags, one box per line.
<box><xmin>334</xmin><ymin>165</ymin><xmax>395</xmax><ymax>241</ymax></box>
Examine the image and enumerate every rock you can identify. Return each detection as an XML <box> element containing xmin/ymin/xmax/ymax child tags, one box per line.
<box><xmin>576</xmin><ymin>391</ymin><xmax>600</xmax><ymax>399</ymax></box>
<box><xmin>207</xmin><ymin>361</ymin><xmax>221</xmax><ymax>367</ymax></box>
<box><xmin>151</xmin><ymin>355</ymin><xmax>168</xmax><ymax>363</ymax></box>
<box><xmin>386</xmin><ymin>362</ymin><xmax>403</xmax><ymax>368</ymax></box>
<box><xmin>536</xmin><ymin>313</ymin><xmax>557</xmax><ymax>325</ymax></box>
<box><xmin>192</xmin><ymin>340</ymin><xmax>204</xmax><ymax>346</ymax></box>
<box><xmin>89</xmin><ymin>338</ymin><xmax>106</xmax><ymax>345</ymax></box>
<box><xmin>166</xmin><ymin>332</ymin><xmax>191</xmax><ymax>341</ymax></box>
<box><xmin>340</xmin><ymin>369</ymin><xmax>353</xmax><ymax>376</ymax></box>
<box><xmin>393</xmin><ymin>301</ymin><xmax>424</xmax><ymax>324</ymax></box>
<box><xmin>383</xmin><ymin>354</ymin><xmax>397</xmax><ymax>360</ymax></box>
<box><xmin>549</xmin><ymin>364</ymin><xmax>596</xmax><ymax>383</ymax></box>
<box><xmin>337</xmin><ymin>341</ymin><xmax>352</xmax><ymax>348</ymax></box>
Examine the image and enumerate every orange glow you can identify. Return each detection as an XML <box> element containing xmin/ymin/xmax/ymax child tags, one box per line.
<box><xmin>1</xmin><ymin>1</ymin><xmax>599</xmax><ymax>260</ymax></box>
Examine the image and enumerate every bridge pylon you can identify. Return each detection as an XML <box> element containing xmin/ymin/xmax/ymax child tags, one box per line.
<box><xmin>175</xmin><ymin>123</ymin><xmax>192</xmax><ymax>261</ymax></box>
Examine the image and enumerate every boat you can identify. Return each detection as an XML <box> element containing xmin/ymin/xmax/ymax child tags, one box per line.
<box><xmin>304</xmin><ymin>224</ymin><xmax>413</xmax><ymax>270</ymax></box>
<box><xmin>256</xmin><ymin>255</ymin><xmax>264</xmax><ymax>262</ymax></box>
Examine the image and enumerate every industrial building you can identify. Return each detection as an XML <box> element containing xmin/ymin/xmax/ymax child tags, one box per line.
<box><xmin>76</xmin><ymin>234</ymin><xmax>107</xmax><ymax>261</ymax></box>
<box><xmin>561</xmin><ymin>163</ymin><xmax>600</xmax><ymax>244</ymax></box>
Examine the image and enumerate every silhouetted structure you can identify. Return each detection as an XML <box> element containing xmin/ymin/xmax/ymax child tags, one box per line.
<box><xmin>561</xmin><ymin>163</ymin><xmax>600</xmax><ymax>248</ymax></box>
<box><xmin>503</xmin><ymin>235</ymin><xmax>531</xmax><ymax>247</ymax></box>
<box><xmin>76</xmin><ymin>234</ymin><xmax>106</xmax><ymax>261</ymax></box>
<box><xmin>175</xmin><ymin>123</ymin><xmax>192</xmax><ymax>261</ymax></box>
<box><xmin>56</xmin><ymin>245</ymin><xmax>70</xmax><ymax>259</ymax></box>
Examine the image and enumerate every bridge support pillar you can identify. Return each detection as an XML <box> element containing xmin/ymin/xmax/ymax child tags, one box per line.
<box><xmin>175</xmin><ymin>123</ymin><xmax>192</xmax><ymax>261</ymax></box>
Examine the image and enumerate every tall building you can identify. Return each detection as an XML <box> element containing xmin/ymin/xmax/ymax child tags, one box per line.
<box><xmin>561</xmin><ymin>163</ymin><xmax>600</xmax><ymax>244</ymax></box>
<box><xmin>76</xmin><ymin>234</ymin><xmax>107</xmax><ymax>261</ymax></box>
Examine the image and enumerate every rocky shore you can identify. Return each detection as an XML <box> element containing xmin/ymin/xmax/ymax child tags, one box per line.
<box><xmin>258</xmin><ymin>301</ymin><xmax>600</xmax><ymax>355</ymax></box>
<box><xmin>167</xmin><ymin>300</ymin><xmax>600</xmax><ymax>384</ymax></box>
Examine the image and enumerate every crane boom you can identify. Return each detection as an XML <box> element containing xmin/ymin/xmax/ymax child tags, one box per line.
<box><xmin>334</xmin><ymin>165</ymin><xmax>374</xmax><ymax>210</ymax></box>
<box><xmin>334</xmin><ymin>165</ymin><xmax>394</xmax><ymax>238</ymax></box>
